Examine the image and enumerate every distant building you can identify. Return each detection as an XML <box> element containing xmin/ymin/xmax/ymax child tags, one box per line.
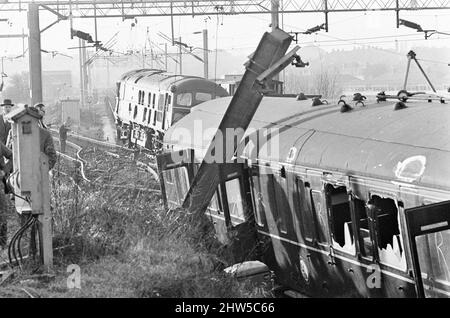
<box><xmin>60</xmin><ymin>98</ymin><xmax>80</xmax><ymax>125</ymax></box>
<box><xmin>43</xmin><ymin>70</ymin><xmax>72</xmax><ymax>101</ymax></box>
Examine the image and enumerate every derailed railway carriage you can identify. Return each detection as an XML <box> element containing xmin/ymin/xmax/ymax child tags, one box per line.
<box><xmin>158</xmin><ymin>95</ymin><xmax>450</xmax><ymax>298</ymax></box>
<box><xmin>114</xmin><ymin>69</ymin><xmax>228</xmax><ymax>149</ymax></box>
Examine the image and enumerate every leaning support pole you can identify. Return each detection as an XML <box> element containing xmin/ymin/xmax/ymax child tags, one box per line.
<box><xmin>28</xmin><ymin>3</ymin><xmax>43</xmax><ymax>106</ymax></box>
<box><xmin>403</xmin><ymin>54</ymin><xmax>412</xmax><ymax>91</ymax></box>
<box><xmin>182</xmin><ymin>28</ymin><xmax>297</xmax><ymax>214</ymax></box>
<box><xmin>413</xmin><ymin>58</ymin><xmax>437</xmax><ymax>93</ymax></box>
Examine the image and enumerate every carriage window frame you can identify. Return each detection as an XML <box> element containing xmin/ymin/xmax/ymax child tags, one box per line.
<box><xmin>273</xmin><ymin>174</ymin><xmax>288</xmax><ymax>235</ymax></box>
<box><xmin>224</xmin><ymin>178</ymin><xmax>246</xmax><ymax>227</ymax></box>
<box><xmin>142</xmin><ymin>107</ymin><xmax>148</xmax><ymax>122</ymax></box>
<box><xmin>162</xmin><ymin>166</ymin><xmax>190</xmax><ymax>207</ymax></box>
<box><xmin>325</xmin><ymin>184</ymin><xmax>355</xmax><ymax>255</ymax></box>
<box><xmin>295</xmin><ymin>177</ymin><xmax>315</xmax><ymax>242</ymax></box>
<box><xmin>310</xmin><ymin>189</ymin><xmax>330</xmax><ymax>245</ymax></box>
<box><xmin>250</xmin><ymin>171</ymin><xmax>266</xmax><ymax>228</ymax></box>
<box><xmin>148</xmin><ymin>110</ymin><xmax>152</xmax><ymax>124</ymax></box>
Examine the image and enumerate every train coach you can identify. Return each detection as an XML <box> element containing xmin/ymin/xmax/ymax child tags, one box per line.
<box><xmin>157</xmin><ymin>95</ymin><xmax>450</xmax><ymax>298</ymax></box>
<box><xmin>114</xmin><ymin>69</ymin><xmax>228</xmax><ymax>149</ymax></box>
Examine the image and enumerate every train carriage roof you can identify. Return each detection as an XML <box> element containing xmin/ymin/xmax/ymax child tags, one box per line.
<box><xmin>118</xmin><ymin>69</ymin><xmax>228</xmax><ymax>95</ymax></box>
<box><xmin>164</xmin><ymin>96</ymin><xmax>450</xmax><ymax>190</ymax></box>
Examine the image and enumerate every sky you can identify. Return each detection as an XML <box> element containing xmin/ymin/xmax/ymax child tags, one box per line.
<box><xmin>0</xmin><ymin>6</ymin><xmax>449</xmax><ymax>74</ymax></box>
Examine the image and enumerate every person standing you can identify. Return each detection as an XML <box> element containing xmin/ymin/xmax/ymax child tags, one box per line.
<box><xmin>32</xmin><ymin>104</ymin><xmax>57</xmax><ymax>170</ymax></box>
<box><xmin>0</xmin><ymin>99</ymin><xmax>13</xmax><ymax>145</ymax></box>
<box><xmin>59</xmin><ymin>122</ymin><xmax>70</xmax><ymax>154</ymax></box>
<box><xmin>0</xmin><ymin>141</ymin><xmax>12</xmax><ymax>249</ymax></box>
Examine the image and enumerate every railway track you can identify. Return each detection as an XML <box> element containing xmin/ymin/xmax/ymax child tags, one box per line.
<box><xmin>51</xmin><ymin>129</ymin><xmax>160</xmax><ymax>190</ymax></box>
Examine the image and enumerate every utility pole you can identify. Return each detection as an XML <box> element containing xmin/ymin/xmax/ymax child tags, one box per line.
<box><xmin>178</xmin><ymin>36</ymin><xmax>182</xmax><ymax>75</ymax></box>
<box><xmin>79</xmin><ymin>38</ymin><xmax>85</xmax><ymax>108</ymax></box>
<box><xmin>271</xmin><ymin>0</ymin><xmax>280</xmax><ymax>83</ymax></box>
<box><xmin>203</xmin><ymin>29</ymin><xmax>208</xmax><ymax>79</ymax></box>
<box><xmin>28</xmin><ymin>3</ymin><xmax>43</xmax><ymax>106</ymax></box>
<box><xmin>165</xmin><ymin>43</ymin><xmax>168</xmax><ymax>71</ymax></box>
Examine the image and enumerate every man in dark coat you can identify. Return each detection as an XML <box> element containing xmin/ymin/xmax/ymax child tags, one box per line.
<box><xmin>59</xmin><ymin>122</ymin><xmax>70</xmax><ymax>154</ymax></box>
<box><xmin>32</xmin><ymin>104</ymin><xmax>57</xmax><ymax>170</ymax></box>
<box><xmin>0</xmin><ymin>141</ymin><xmax>12</xmax><ymax>248</ymax></box>
<box><xmin>0</xmin><ymin>99</ymin><xmax>13</xmax><ymax>145</ymax></box>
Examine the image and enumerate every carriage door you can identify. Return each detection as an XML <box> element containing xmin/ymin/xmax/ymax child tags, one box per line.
<box><xmin>405</xmin><ymin>200</ymin><xmax>450</xmax><ymax>298</ymax></box>
<box><xmin>156</xmin><ymin>149</ymin><xmax>195</xmax><ymax>209</ymax></box>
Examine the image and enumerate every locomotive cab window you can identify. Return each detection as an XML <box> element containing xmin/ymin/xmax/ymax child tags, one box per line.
<box><xmin>326</xmin><ymin>184</ymin><xmax>355</xmax><ymax>254</ymax></box>
<box><xmin>195</xmin><ymin>92</ymin><xmax>212</xmax><ymax>102</ymax></box>
<box><xmin>176</xmin><ymin>93</ymin><xmax>192</xmax><ymax>106</ymax></box>
<box><xmin>225</xmin><ymin>178</ymin><xmax>245</xmax><ymax>226</ymax></box>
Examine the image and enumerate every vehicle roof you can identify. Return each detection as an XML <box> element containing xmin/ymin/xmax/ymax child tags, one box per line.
<box><xmin>119</xmin><ymin>69</ymin><xmax>228</xmax><ymax>95</ymax></box>
<box><xmin>164</xmin><ymin>96</ymin><xmax>450</xmax><ymax>190</ymax></box>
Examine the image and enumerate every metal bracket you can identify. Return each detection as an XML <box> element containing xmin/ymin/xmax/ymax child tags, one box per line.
<box><xmin>255</xmin><ymin>46</ymin><xmax>301</xmax><ymax>86</ymax></box>
<box><xmin>40</xmin><ymin>4</ymin><xmax>68</xmax><ymax>34</ymax></box>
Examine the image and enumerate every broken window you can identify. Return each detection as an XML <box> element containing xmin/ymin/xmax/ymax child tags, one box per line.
<box><xmin>311</xmin><ymin>190</ymin><xmax>329</xmax><ymax>244</ymax></box>
<box><xmin>369</xmin><ymin>195</ymin><xmax>406</xmax><ymax>270</ymax></box>
<box><xmin>326</xmin><ymin>184</ymin><xmax>355</xmax><ymax>254</ymax></box>
<box><xmin>225</xmin><ymin>178</ymin><xmax>245</xmax><ymax>226</ymax></box>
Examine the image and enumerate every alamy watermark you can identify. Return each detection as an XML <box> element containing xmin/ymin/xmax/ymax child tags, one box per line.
<box><xmin>67</xmin><ymin>264</ymin><xmax>81</xmax><ymax>289</ymax></box>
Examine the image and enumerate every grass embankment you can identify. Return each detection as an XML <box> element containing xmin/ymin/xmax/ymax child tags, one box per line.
<box><xmin>0</xmin><ymin>149</ymin><xmax>271</xmax><ymax>298</ymax></box>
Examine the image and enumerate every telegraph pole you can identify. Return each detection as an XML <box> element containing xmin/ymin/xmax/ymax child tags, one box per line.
<box><xmin>28</xmin><ymin>3</ymin><xmax>43</xmax><ymax>106</ymax></box>
<box><xmin>203</xmin><ymin>29</ymin><xmax>208</xmax><ymax>79</ymax></box>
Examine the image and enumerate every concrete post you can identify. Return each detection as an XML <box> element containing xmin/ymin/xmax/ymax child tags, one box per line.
<box><xmin>28</xmin><ymin>3</ymin><xmax>43</xmax><ymax>106</ymax></box>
